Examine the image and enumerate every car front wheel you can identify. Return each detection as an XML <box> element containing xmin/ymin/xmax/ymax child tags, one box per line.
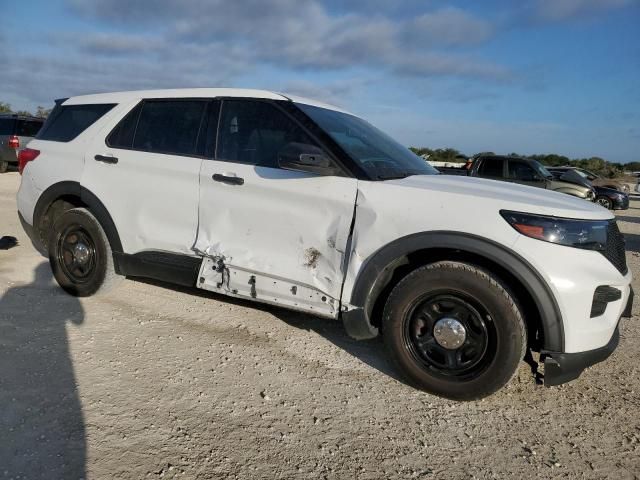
<box><xmin>596</xmin><ymin>196</ymin><xmax>613</xmax><ymax>210</ymax></box>
<box><xmin>49</xmin><ymin>208</ymin><xmax>122</xmax><ymax>297</ymax></box>
<box><xmin>383</xmin><ymin>261</ymin><xmax>526</xmax><ymax>400</ymax></box>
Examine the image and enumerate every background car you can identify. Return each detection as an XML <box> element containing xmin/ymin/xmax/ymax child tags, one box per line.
<box><xmin>462</xmin><ymin>155</ymin><xmax>596</xmax><ymax>201</ymax></box>
<box><xmin>547</xmin><ymin>166</ymin><xmax>630</xmax><ymax>193</ymax></box>
<box><xmin>594</xmin><ymin>186</ymin><xmax>629</xmax><ymax>210</ymax></box>
<box><xmin>0</xmin><ymin>114</ymin><xmax>44</xmax><ymax>173</ymax></box>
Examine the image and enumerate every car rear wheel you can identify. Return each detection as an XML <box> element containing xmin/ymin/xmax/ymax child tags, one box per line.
<box><xmin>0</xmin><ymin>161</ymin><xmax>8</xmax><ymax>173</ymax></box>
<box><xmin>49</xmin><ymin>208</ymin><xmax>122</xmax><ymax>297</ymax></box>
<box><xmin>382</xmin><ymin>261</ymin><xmax>526</xmax><ymax>400</ymax></box>
<box><xmin>596</xmin><ymin>196</ymin><xmax>613</xmax><ymax>210</ymax></box>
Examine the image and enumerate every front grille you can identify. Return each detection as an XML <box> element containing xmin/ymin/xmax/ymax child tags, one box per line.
<box><xmin>601</xmin><ymin>220</ymin><xmax>627</xmax><ymax>275</ymax></box>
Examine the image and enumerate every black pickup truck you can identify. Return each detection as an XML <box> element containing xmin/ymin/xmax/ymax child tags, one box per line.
<box><xmin>437</xmin><ymin>155</ymin><xmax>595</xmax><ymax>201</ymax></box>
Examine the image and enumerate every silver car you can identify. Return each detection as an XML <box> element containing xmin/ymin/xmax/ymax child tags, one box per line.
<box><xmin>0</xmin><ymin>114</ymin><xmax>44</xmax><ymax>173</ymax></box>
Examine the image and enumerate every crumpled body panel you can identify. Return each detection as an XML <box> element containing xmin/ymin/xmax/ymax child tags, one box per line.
<box><xmin>194</xmin><ymin>162</ymin><xmax>358</xmax><ymax>316</ymax></box>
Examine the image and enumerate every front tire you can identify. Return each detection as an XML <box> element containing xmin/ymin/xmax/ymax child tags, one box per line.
<box><xmin>383</xmin><ymin>261</ymin><xmax>526</xmax><ymax>400</ymax></box>
<box><xmin>596</xmin><ymin>196</ymin><xmax>613</xmax><ymax>210</ymax></box>
<box><xmin>49</xmin><ymin>208</ymin><xmax>122</xmax><ymax>297</ymax></box>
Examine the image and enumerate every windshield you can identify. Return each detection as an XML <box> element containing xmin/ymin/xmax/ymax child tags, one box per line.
<box><xmin>296</xmin><ymin>103</ymin><xmax>438</xmax><ymax>180</ymax></box>
<box><xmin>531</xmin><ymin>160</ymin><xmax>553</xmax><ymax>179</ymax></box>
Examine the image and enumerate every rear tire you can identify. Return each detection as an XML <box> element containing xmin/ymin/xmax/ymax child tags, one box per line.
<box><xmin>382</xmin><ymin>261</ymin><xmax>526</xmax><ymax>400</ymax></box>
<box><xmin>0</xmin><ymin>161</ymin><xmax>8</xmax><ymax>173</ymax></box>
<box><xmin>49</xmin><ymin>208</ymin><xmax>122</xmax><ymax>297</ymax></box>
<box><xmin>596</xmin><ymin>196</ymin><xmax>613</xmax><ymax>210</ymax></box>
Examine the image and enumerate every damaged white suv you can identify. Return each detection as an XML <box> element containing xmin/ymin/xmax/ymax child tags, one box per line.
<box><xmin>17</xmin><ymin>89</ymin><xmax>633</xmax><ymax>400</ymax></box>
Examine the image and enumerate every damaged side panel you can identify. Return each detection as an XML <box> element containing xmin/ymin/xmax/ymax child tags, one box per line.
<box><xmin>197</xmin><ymin>256</ymin><xmax>338</xmax><ymax>317</ymax></box>
<box><xmin>194</xmin><ymin>162</ymin><xmax>359</xmax><ymax>317</ymax></box>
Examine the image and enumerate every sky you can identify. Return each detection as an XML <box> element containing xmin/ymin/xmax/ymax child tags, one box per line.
<box><xmin>1</xmin><ymin>0</ymin><xmax>639</xmax><ymax>162</ymax></box>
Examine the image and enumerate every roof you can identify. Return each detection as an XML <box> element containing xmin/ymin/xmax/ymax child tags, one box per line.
<box><xmin>62</xmin><ymin>88</ymin><xmax>351</xmax><ymax>114</ymax></box>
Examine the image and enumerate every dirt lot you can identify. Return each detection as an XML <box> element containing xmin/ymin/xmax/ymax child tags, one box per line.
<box><xmin>1</xmin><ymin>171</ymin><xmax>639</xmax><ymax>480</ymax></box>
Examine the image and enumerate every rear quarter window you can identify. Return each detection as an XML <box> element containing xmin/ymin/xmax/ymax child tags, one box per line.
<box><xmin>37</xmin><ymin>104</ymin><xmax>116</xmax><ymax>142</ymax></box>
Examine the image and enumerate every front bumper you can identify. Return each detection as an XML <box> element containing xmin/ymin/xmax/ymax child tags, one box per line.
<box><xmin>542</xmin><ymin>287</ymin><xmax>633</xmax><ymax>386</ymax></box>
<box><xmin>613</xmin><ymin>194</ymin><xmax>630</xmax><ymax>210</ymax></box>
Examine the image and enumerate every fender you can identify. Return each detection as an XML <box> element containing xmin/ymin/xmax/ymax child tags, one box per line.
<box><xmin>345</xmin><ymin>231</ymin><xmax>564</xmax><ymax>352</ymax></box>
<box><xmin>33</xmin><ymin>181</ymin><xmax>123</xmax><ymax>254</ymax></box>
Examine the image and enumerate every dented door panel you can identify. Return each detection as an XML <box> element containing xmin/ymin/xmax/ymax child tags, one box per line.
<box><xmin>195</xmin><ymin>161</ymin><xmax>358</xmax><ymax>315</ymax></box>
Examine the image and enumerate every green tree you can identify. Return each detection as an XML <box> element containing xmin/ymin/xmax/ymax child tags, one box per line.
<box><xmin>35</xmin><ymin>106</ymin><xmax>52</xmax><ymax>118</ymax></box>
<box><xmin>0</xmin><ymin>102</ymin><xmax>12</xmax><ymax>114</ymax></box>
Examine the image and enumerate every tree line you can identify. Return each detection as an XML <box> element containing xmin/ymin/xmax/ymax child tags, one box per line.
<box><xmin>410</xmin><ymin>147</ymin><xmax>639</xmax><ymax>179</ymax></box>
<box><xmin>0</xmin><ymin>102</ymin><xmax>51</xmax><ymax>119</ymax></box>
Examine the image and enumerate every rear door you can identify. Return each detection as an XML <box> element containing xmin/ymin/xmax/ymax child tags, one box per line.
<box><xmin>194</xmin><ymin>99</ymin><xmax>358</xmax><ymax>317</ymax></box>
<box><xmin>82</xmin><ymin>98</ymin><xmax>209</xmax><ymax>255</ymax></box>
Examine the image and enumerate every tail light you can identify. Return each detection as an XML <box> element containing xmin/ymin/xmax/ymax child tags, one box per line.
<box><xmin>18</xmin><ymin>148</ymin><xmax>40</xmax><ymax>175</ymax></box>
<box><xmin>8</xmin><ymin>135</ymin><xmax>19</xmax><ymax>149</ymax></box>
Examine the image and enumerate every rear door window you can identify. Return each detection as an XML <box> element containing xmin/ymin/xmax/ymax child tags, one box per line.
<box><xmin>38</xmin><ymin>104</ymin><xmax>116</xmax><ymax>142</ymax></box>
<box><xmin>477</xmin><ymin>157</ymin><xmax>504</xmax><ymax>178</ymax></box>
<box><xmin>132</xmin><ymin>100</ymin><xmax>207</xmax><ymax>156</ymax></box>
<box><xmin>107</xmin><ymin>103</ymin><xmax>142</xmax><ymax>149</ymax></box>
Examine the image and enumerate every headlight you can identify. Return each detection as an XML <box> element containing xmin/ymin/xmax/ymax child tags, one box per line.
<box><xmin>501</xmin><ymin>210</ymin><xmax>608</xmax><ymax>251</ymax></box>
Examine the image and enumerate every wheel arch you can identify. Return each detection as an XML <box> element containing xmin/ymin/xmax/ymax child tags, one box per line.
<box><xmin>33</xmin><ymin>181</ymin><xmax>123</xmax><ymax>254</ymax></box>
<box><xmin>344</xmin><ymin>231</ymin><xmax>564</xmax><ymax>352</ymax></box>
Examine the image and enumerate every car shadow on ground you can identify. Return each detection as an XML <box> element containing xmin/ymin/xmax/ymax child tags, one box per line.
<box><xmin>0</xmin><ymin>263</ymin><xmax>86</xmax><ymax>478</ymax></box>
<box><xmin>135</xmin><ymin>277</ymin><xmax>404</xmax><ymax>384</ymax></box>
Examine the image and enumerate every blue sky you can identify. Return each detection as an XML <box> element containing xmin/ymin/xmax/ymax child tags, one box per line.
<box><xmin>2</xmin><ymin>0</ymin><xmax>639</xmax><ymax>162</ymax></box>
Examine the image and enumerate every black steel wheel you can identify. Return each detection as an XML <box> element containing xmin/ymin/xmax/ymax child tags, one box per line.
<box><xmin>383</xmin><ymin>261</ymin><xmax>526</xmax><ymax>400</ymax></box>
<box><xmin>49</xmin><ymin>208</ymin><xmax>121</xmax><ymax>296</ymax></box>
<box><xmin>404</xmin><ymin>293</ymin><xmax>495</xmax><ymax>380</ymax></box>
<box><xmin>56</xmin><ymin>225</ymin><xmax>97</xmax><ymax>284</ymax></box>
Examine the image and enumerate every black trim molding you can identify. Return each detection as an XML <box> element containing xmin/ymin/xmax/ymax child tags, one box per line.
<box><xmin>347</xmin><ymin>231</ymin><xmax>565</xmax><ymax>352</ymax></box>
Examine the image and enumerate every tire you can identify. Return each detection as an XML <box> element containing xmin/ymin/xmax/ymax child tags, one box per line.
<box><xmin>596</xmin><ymin>196</ymin><xmax>613</xmax><ymax>210</ymax></box>
<box><xmin>48</xmin><ymin>208</ymin><xmax>122</xmax><ymax>297</ymax></box>
<box><xmin>0</xmin><ymin>161</ymin><xmax>8</xmax><ymax>173</ymax></box>
<box><xmin>382</xmin><ymin>261</ymin><xmax>526</xmax><ymax>400</ymax></box>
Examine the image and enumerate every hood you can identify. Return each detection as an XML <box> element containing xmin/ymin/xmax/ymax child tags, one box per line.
<box><xmin>386</xmin><ymin>174</ymin><xmax>612</xmax><ymax>220</ymax></box>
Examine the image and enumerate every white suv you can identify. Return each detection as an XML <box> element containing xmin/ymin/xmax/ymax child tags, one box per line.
<box><xmin>17</xmin><ymin>88</ymin><xmax>633</xmax><ymax>400</ymax></box>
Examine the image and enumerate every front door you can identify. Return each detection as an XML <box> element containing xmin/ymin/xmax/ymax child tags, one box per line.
<box><xmin>194</xmin><ymin>99</ymin><xmax>358</xmax><ymax>317</ymax></box>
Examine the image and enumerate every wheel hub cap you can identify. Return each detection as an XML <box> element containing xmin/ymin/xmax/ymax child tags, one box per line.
<box><xmin>73</xmin><ymin>242</ymin><xmax>91</xmax><ymax>265</ymax></box>
<box><xmin>433</xmin><ymin>317</ymin><xmax>466</xmax><ymax>350</ymax></box>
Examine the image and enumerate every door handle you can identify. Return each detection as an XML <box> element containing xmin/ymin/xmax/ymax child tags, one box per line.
<box><xmin>213</xmin><ymin>173</ymin><xmax>244</xmax><ymax>185</ymax></box>
<box><xmin>95</xmin><ymin>154</ymin><xmax>118</xmax><ymax>164</ymax></box>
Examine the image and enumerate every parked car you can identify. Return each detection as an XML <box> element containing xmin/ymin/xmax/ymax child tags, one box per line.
<box><xmin>17</xmin><ymin>89</ymin><xmax>633</xmax><ymax>400</ymax></box>
<box><xmin>594</xmin><ymin>186</ymin><xmax>629</xmax><ymax>210</ymax></box>
<box><xmin>547</xmin><ymin>166</ymin><xmax>630</xmax><ymax>193</ymax></box>
<box><xmin>548</xmin><ymin>170</ymin><xmax>628</xmax><ymax>210</ymax></box>
<box><xmin>0</xmin><ymin>114</ymin><xmax>44</xmax><ymax>173</ymax></box>
<box><xmin>462</xmin><ymin>155</ymin><xmax>596</xmax><ymax>201</ymax></box>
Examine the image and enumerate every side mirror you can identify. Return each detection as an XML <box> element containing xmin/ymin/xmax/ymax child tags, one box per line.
<box><xmin>278</xmin><ymin>142</ymin><xmax>335</xmax><ymax>174</ymax></box>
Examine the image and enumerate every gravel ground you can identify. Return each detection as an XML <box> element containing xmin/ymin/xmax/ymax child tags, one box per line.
<box><xmin>1</xmin><ymin>171</ymin><xmax>639</xmax><ymax>480</ymax></box>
